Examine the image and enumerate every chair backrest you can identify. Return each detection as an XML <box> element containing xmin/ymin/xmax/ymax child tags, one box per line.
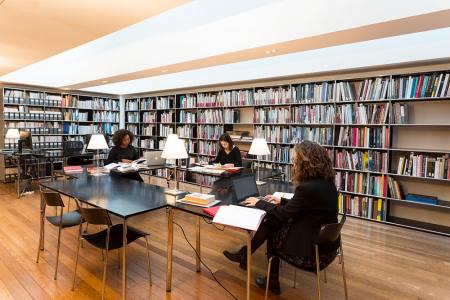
<box><xmin>42</xmin><ymin>192</ymin><xmax>65</xmax><ymax>207</ymax></box>
<box><xmin>242</xmin><ymin>158</ymin><xmax>253</xmax><ymax>169</ymax></box>
<box><xmin>79</xmin><ymin>207</ymin><xmax>112</xmax><ymax>226</ymax></box>
<box><xmin>317</xmin><ymin>214</ymin><xmax>346</xmax><ymax>244</ymax></box>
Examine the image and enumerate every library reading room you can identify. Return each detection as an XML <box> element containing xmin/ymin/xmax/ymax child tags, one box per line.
<box><xmin>0</xmin><ymin>1</ymin><xmax>449</xmax><ymax>299</ymax></box>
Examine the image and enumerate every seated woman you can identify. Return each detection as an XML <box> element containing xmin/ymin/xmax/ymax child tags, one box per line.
<box><xmin>106</xmin><ymin>129</ymin><xmax>142</xmax><ymax>182</ymax></box>
<box><xmin>210</xmin><ymin>133</ymin><xmax>242</xmax><ymax>167</ymax></box>
<box><xmin>223</xmin><ymin>141</ymin><xmax>339</xmax><ymax>295</ymax></box>
<box><xmin>106</xmin><ymin>129</ymin><xmax>139</xmax><ymax>164</ymax></box>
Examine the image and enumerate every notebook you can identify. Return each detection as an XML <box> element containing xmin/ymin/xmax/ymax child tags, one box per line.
<box><xmin>213</xmin><ymin>205</ymin><xmax>266</xmax><ymax>231</ymax></box>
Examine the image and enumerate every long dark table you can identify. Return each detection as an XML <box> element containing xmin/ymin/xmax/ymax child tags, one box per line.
<box><xmin>40</xmin><ymin>169</ymin><xmax>294</xmax><ymax>300</ymax></box>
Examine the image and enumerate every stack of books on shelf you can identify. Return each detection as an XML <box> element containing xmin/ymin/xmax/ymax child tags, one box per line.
<box><xmin>198</xmin><ymin>125</ymin><xmax>222</xmax><ymax>140</ymax></box>
<box><xmin>387</xmin><ymin>177</ymin><xmax>403</xmax><ymax>199</ymax></box>
<box><xmin>338</xmin><ymin>193</ymin><xmax>387</xmax><ymax>221</ymax></box>
<box><xmin>254</xmin><ymin>86</ymin><xmax>292</xmax><ymax>105</ymax></box>
<box><xmin>254</xmin><ymin>107</ymin><xmax>290</xmax><ymax>123</ymax></box>
<box><xmin>198</xmin><ymin>110</ymin><xmax>223</xmax><ymax>123</ymax></box>
<box><xmin>392</xmin><ymin>103</ymin><xmax>409</xmax><ymax>124</ymax></box>
<box><xmin>336</xmin><ymin>103</ymin><xmax>389</xmax><ymax>124</ymax></box>
<box><xmin>335</xmin><ymin>171</ymin><xmax>387</xmax><ymax>197</ymax></box>
<box><xmin>224</xmin><ymin>90</ymin><xmax>254</xmax><ymax>106</ymax></box>
<box><xmin>179</xmin><ymin>94</ymin><xmax>197</xmax><ymax>108</ymax></box>
<box><xmin>156</xmin><ymin>97</ymin><xmax>172</xmax><ymax>109</ymax></box>
<box><xmin>390</xmin><ymin>72</ymin><xmax>450</xmax><ymax>99</ymax></box>
<box><xmin>254</xmin><ymin>126</ymin><xmax>289</xmax><ymax>143</ymax></box>
<box><xmin>397</xmin><ymin>153</ymin><xmax>450</xmax><ymax>179</ymax></box>
<box><xmin>141</xmin><ymin>97</ymin><xmax>155</xmax><ymax>110</ymax></box>
<box><xmin>334</xmin><ymin>149</ymin><xmax>388</xmax><ymax>172</ymax></box>
<box><xmin>291</xmin><ymin>127</ymin><xmax>333</xmax><ymax>145</ymax></box>
<box><xmin>126</xmin><ymin>99</ymin><xmax>139</xmax><ymax>110</ymax></box>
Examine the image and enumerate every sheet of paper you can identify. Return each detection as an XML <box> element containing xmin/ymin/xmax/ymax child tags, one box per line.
<box><xmin>213</xmin><ymin>205</ymin><xmax>266</xmax><ymax>231</ymax></box>
<box><xmin>273</xmin><ymin>192</ymin><xmax>294</xmax><ymax>200</ymax></box>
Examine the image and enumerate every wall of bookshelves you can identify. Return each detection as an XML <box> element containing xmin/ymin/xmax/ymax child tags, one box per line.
<box><xmin>1</xmin><ymin>84</ymin><xmax>119</xmax><ymax>182</ymax></box>
<box><xmin>125</xmin><ymin>67</ymin><xmax>450</xmax><ymax>235</ymax></box>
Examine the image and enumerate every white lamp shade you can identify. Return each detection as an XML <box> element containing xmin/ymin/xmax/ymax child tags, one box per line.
<box><xmin>5</xmin><ymin>129</ymin><xmax>20</xmax><ymax>139</ymax></box>
<box><xmin>161</xmin><ymin>135</ymin><xmax>188</xmax><ymax>159</ymax></box>
<box><xmin>249</xmin><ymin>138</ymin><xmax>270</xmax><ymax>156</ymax></box>
<box><xmin>87</xmin><ymin>134</ymin><xmax>109</xmax><ymax>150</ymax></box>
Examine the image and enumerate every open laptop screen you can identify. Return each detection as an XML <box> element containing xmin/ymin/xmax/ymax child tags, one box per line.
<box><xmin>231</xmin><ymin>174</ymin><xmax>259</xmax><ymax>202</ymax></box>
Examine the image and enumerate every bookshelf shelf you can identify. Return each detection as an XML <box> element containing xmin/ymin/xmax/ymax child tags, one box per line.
<box><xmin>387</xmin><ymin>173</ymin><xmax>450</xmax><ymax>183</ymax></box>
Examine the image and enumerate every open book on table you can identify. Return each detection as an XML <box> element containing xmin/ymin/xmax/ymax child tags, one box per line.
<box><xmin>213</xmin><ymin>205</ymin><xmax>266</xmax><ymax>232</ymax></box>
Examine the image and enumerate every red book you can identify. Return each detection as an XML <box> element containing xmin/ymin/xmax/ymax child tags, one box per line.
<box><xmin>415</xmin><ymin>75</ymin><xmax>423</xmax><ymax>98</ymax></box>
<box><xmin>63</xmin><ymin>166</ymin><xmax>83</xmax><ymax>173</ymax></box>
<box><xmin>203</xmin><ymin>206</ymin><xmax>221</xmax><ymax>217</ymax></box>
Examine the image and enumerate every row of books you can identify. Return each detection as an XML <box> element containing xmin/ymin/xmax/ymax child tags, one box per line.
<box><xmin>4</xmin><ymin>95</ymin><xmax>61</xmax><ymax>108</ymax></box>
<box><xmin>62</xmin><ymin>123</ymin><xmax>117</xmax><ymax>135</ymax></box>
<box><xmin>161</xmin><ymin>111</ymin><xmax>174</xmax><ymax>123</ymax></box>
<box><xmin>181</xmin><ymin>140</ymin><xmax>197</xmax><ymax>154</ymax></box>
<box><xmin>338</xmin><ymin>194</ymin><xmax>387</xmax><ymax>221</ymax></box>
<box><xmin>92</xmin><ymin>111</ymin><xmax>119</xmax><ymax>123</ymax></box>
<box><xmin>179</xmin><ymin>111</ymin><xmax>196</xmax><ymax>123</ymax></box>
<box><xmin>61</xmin><ymin>96</ymin><xmax>119</xmax><ymax>110</ymax></box>
<box><xmin>334</xmin><ymin>149</ymin><xmax>388</xmax><ymax>172</ymax></box>
<box><xmin>177</xmin><ymin>125</ymin><xmax>196</xmax><ymax>139</ymax></box>
<box><xmin>291</xmin><ymin>105</ymin><xmax>334</xmax><ymax>124</ymax></box>
<box><xmin>142</xmin><ymin>112</ymin><xmax>157</xmax><ymax>123</ymax></box>
<box><xmin>291</xmin><ymin>127</ymin><xmax>333</xmax><ymax>145</ymax></box>
<box><xmin>391</xmin><ymin>103</ymin><xmax>408</xmax><ymax>124</ymax></box>
<box><xmin>142</xmin><ymin>125</ymin><xmax>157</xmax><ymax>136</ymax></box>
<box><xmin>254</xmin><ymin>107</ymin><xmax>290</xmax><ymax>124</ymax></box>
<box><xmin>5</xmin><ymin>123</ymin><xmax>62</xmax><ymax>134</ymax></box>
<box><xmin>293</xmin><ymin>82</ymin><xmax>334</xmax><ymax>103</ymax></box>
<box><xmin>198</xmin><ymin>141</ymin><xmax>218</xmax><ymax>156</ymax></box>
<box><xmin>141</xmin><ymin>139</ymin><xmax>156</xmax><ymax>149</ymax></box>
<box><xmin>126</xmin><ymin>124</ymin><xmax>138</xmax><ymax>135</ymax></box>
<box><xmin>198</xmin><ymin>109</ymin><xmax>223</xmax><ymax>123</ymax></box>
<box><xmin>335</xmin><ymin>171</ymin><xmax>388</xmax><ymax>197</ymax></box>
<box><xmin>31</xmin><ymin>135</ymin><xmax>63</xmax><ymax>143</ymax></box>
<box><xmin>64</xmin><ymin>111</ymin><xmax>89</xmax><ymax>122</ymax></box>
<box><xmin>126</xmin><ymin>99</ymin><xmax>139</xmax><ymax>110</ymax></box>
<box><xmin>156</xmin><ymin>97</ymin><xmax>173</xmax><ymax>110</ymax></box>
<box><xmin>197</xmin><ymin>125</ymin><xmax>222</xmax><ymax>140</ymax></box>
<box><xmin>336</xmin><ymin>126</ymin><xmax>389</xmax><ymax>148</ymax></box>
<box><xmin>391</xmin><ymin>73</ymin><xmax>450</xmax><ymax>99</ymax></box>
<box><xmin>335</xmin><ymin>103</ymin><xmax>389</xmax><ymax>124</ymax></box>
<box><xmin>267</xmin><ymin>144</ymin><xmax>291</xmax><ymax>163</ymax></box>
<box><xmin>198</xmin><ymin>93</ymin><xmax>224</xmax><ymax>108</ymax></box>
<box><xmin>354</xmin><ymin>77</ymin><xmax>390</xmax><ymax>101</ymax></box>
<box><xmin>179</xmin><ymin>95</ymin><xmax>197</xmax><ymax>109</ymax></box>
<box><xmin>254</xmin><ymin>87</ymin><xmax>293</xmax><ymax>105</ymax></box>
<box><xmin>223</xmin><ymin>90</ymin><xmax>254</xmax><ymax>107</ymax></box>
<box><xmin>4</xmin><ymin>111</ymin><xmax>63</xmax><ymax>121</ymax></box>
<box><xmin>254</xmin><ymin>126</ymin><xmax>290</xmax><ymax>143</ymax></box>
<box><xmin>159</xmin><ymin>124</ymin><xmax>174</xmax><ymax>137</ymax></box>
<box><xmin>224</xmin><ymin>109</ymin><xmax>241</xmax><ymax>123</ymax></box>
<box><xmin>397</xmin><ymin>153</ymin><xmax>450</xmax><ymax>179</ymax></box>
<box><xmin>140</xmin><ymin>98</ymin><xmax>154</xmax><ymax>110</ymax></box>
<box><xmin>127</xmin><ymin>112</ymin><xmax>139</xmax><ymax>123</ymax></box>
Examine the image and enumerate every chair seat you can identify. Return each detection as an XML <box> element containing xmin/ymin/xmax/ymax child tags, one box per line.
<box><xmin>46</xmin><ymin>210</ymin><xmax>84</xmax><ymax>228</ymax></box>
<box><xmin>275</xmin><ymin>250</ymin><xmax>338</xmax><ymax>272</ymax></box>
<box><xmin>83</xmin><ymin>224</ymin><xmax>148</xmax><ymax>250</ymax></box>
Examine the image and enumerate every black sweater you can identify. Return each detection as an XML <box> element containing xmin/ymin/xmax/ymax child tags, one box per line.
<box><xmin>211</xmin><ymin>146</ymin><xmax>242</xmax><ymax>167</ymax></box>
<box><xmin>106</xmin><ymin>145</ymin><xmax>139</xmax><ymax>164</ymax></box>
<box><xmin>255</xmin><ymin>179</ymin><xmax>339</xmax><ymax>256</ymax></box>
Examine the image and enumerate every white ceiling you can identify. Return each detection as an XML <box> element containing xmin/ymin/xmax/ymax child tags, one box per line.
<box><xmin>1</xmin><ymin>0</ymin><xmax>450</xmax><ymax>95</ymax></box>
<box><xmin>0</xmin><ymin>0</ymin><xmax>189</xmax><ymax>75</ymax></box>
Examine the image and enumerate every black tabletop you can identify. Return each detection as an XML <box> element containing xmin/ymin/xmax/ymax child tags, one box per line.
<box><xmin>177</xmin><ymin>166</ymin><xmax>284</xmax><ymax>179</ymax></box>
<box><xmin>40</xmin><ymin>170</ymin><xmax>170</xmax><ymax>219</ymax></box>
<box><xmin>174</xmin><ymin>179</ymin><xmax>295</xmax><ymax>219</ymax></box>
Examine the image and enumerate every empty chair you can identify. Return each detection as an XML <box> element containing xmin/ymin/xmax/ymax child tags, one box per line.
<box><xmin>264</xmin><ymin>215</ymin><xmax>348</xmax><ymax>300</ymax></box>
<box><xmin>36</xmin><ymin>191</ymin><xmax>84</xmax><ymax>280</ymax></box>
<box><xmin>72</xmin><ymin>206</ymin><xmax>152</xmax><ymax>299</ymax></box>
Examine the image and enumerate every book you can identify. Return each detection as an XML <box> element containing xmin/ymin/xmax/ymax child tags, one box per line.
<box><xmin>213</xmin><ymin>205</ymin><xmax>266</xmax><ymax>231</ymax></box>
<box><xmin>405</xmin><ymin>194</ymin><xmax>438</xmax><ymax>205</ymax></box>
<box><xmin>63</xmin><ymin>166</ymin><xmax>83</xmax><ymax>174</ymax></box>
<box><xmin>184</xmin><ymin>193</ymin><xmax>215</xmax><ymax>206</ymax></box>
<box><xmin>203</xmin><ymin>206</ymin><xmax>221</xmax><ymax>217</ymax></box>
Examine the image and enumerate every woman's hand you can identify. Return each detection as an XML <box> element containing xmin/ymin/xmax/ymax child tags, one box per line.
<box><xmin>243</xmin><ymin>197</ymin><xmax>260</xmax><ymax>207</ymax></box>
<box><xmin>121</xmin><ymin>159</ymin><xmax>132</xmax><ymax>163</ymax></box>
<box><xmin>264</xmin><ymin>194</ymin><xmax>281</xmax><ymax>205</ymax></box>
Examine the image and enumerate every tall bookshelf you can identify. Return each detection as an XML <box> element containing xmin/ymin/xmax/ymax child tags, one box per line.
<box><xmin>1</xmin><ymin>85</ymin><xmax>119</xmax><ymax>182</ymax></box>
<box><xmin>125</xmin><ymin>69</ymin><xmax>450</xmax><ymax>236</ymax></box>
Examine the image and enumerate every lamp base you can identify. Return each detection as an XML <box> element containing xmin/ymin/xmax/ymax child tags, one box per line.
<box><xmin>256</xmin><ymin>180</ymin><xmax>267</xmax><ymax>186</ymax></box>
<box><xmin>164</xmin><ymin>188</ymin><xmax>185</xmax><ymax>196</ymax></box>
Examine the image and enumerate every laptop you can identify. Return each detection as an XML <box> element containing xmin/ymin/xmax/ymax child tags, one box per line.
<box><xmin>144</xmin><ymin>151</ymin><xmax>166</xmax><ymax>166</ymax></box>
<box><xmin>231</xmin><ymin>174</ymin><xmax>264</xmax><ymax>204</ymax></box>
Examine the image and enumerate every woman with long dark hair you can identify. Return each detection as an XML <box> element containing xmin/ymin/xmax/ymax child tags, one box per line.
<box><xmin>223</xmin><ymin>141</ymin><xmax>339</xmax><ymax>295</ymax></box>
<box><xmin>210</xmin><ymin>133</ymin><xmax>242</xmax><ymax>167</ymax></box>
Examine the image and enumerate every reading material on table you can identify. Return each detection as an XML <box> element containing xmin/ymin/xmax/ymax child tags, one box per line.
<box><xmin>63</xmin><ymin>166</ymin><xmax>83</xmax><ymax>174</ymax></box>
<box><xmin>213</xmin><ymin>205</ymin><xmax>266</xmax><ymax>231</ymax></box>
<box><xmin>272</xmin><ymin>192</ymin><xmax>294</xmax><ymax>200</ymax></box>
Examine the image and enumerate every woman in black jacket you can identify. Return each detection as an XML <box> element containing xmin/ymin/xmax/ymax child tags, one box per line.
<box><xmin>223</xmin><ymin>141</ymin><xmax>339</xmax><ymax>295</ymax></box>
<box><xmin>210</xmin><ymin>133</ymin><xmax>242</xmax><ymax>167</ymax></box>
<box><xmin>106</xmin><ymin>129</ymin><xmax>139</xmax><ymax>164</ymax></box>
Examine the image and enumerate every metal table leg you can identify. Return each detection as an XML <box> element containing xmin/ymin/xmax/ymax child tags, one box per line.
<box><xmin>166</xmin><ymin>208</ymin><xmax>174</xmax><ymax>292</ymax></box>
<box><xmin>196</xmin><ymin>216</ymin><xmax>201</xmax><ymax>272</ymax></box>
<box><xmin>122</xmin><ymin>218</ymin><xmax>127</xmax><ymax>299</ymax></box>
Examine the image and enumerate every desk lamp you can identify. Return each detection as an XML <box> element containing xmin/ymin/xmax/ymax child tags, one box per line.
<box><xmin>249</xmin><ymin>138</ymin><xmax>270</xmax><ymax>185</ymax></box>
<box><xmin>162</xmin><ymin>134</ymin><xmax>188</xmax><ymax>195</ymax></box>
<box><xmin>87</xmin><ymin>134</ymin><xmax>109</xmax><ymax>174</ymax></box>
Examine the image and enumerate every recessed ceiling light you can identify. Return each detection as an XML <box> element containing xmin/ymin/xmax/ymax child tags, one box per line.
<box><xmin>63</xmin><ymin>88</ymin><xmax>69</xmax><ymax>90</ymax></box>
<box><xmin>271</xmin><ymin>49</ymin><xmax>277</xmax><ymax>53</ymax></box>
<box><xmin>265</xmin><ymin>50</ymin><xmax>271</xmax><ymax>54</ymax></box>
<box><xmin>161</xmin><ymin>69</ymin><xmax>168</xmax><ymax>73</ymax></box>
<box><xmin>102</xmin><ymin>80</ymin><xmax>108</xmax><ymax>83</ymax></box>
